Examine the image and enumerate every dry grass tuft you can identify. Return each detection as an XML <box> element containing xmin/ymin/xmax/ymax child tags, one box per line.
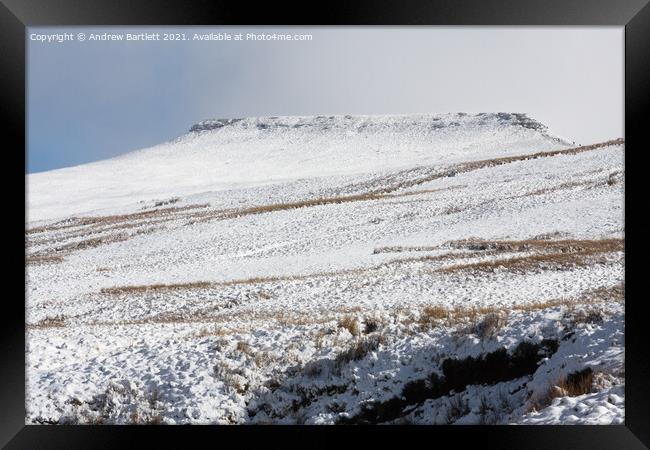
<box><xmin>335</xmin><ymin>335</ymin><xmax>385</xmax><ymax>367</ymax></box>
<box><xmin>338</xmin><ymin>315</ymin><xmax>361</xmax><ymax>336</ymax></box>
<box><xmin>313</xmin><ymin>327</ymin><xmax>335</xmax><ymax>349</ymax></box>
<box><xmin>421</xmin><ymin>305</ymin><xmax>450</xmax><ymax>320</ymax></box>
<box><xmin>236</xmin><ymin>341</ymin><xmax>254</xmax><ymax>355</ymax></box>
<box><xmin>565</xmin><ymin>307</ymin><xmax>604</xmax><ymax>326</ymax></box>
<box><xmin>529</xmin><ymin>367</ymin><xmax>595</xmax><ymax>413</ymax></box>
<box><xmin>214</xmin><ymin>365</ymin><xmax>249</xmax><ymax>394</ymax></box>
<box><xmin>556</xmin><ymin>368</ymin><xmax>595</xmax><ymax>397</ymax></box>
<box><xmin>419</xmin><ymin>305</ymin><xmax>450</xmax><ymax>329</ymax></box>
<box><xmin>472</xmin><ymin>312</ymin><xmax>508</xmax><ymax>339</ymax></box>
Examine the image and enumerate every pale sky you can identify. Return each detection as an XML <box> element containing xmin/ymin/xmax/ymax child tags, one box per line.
<box><xmin>27</xmin><ymin>26</ymin><xmax>623</xmax><ymax>173</ymax></box>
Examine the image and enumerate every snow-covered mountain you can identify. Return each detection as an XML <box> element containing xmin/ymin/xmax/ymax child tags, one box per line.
<box><xmin>25</xmin><ymin>113</ymin><xmax>624</xmax><ymax>425</ymax></box>
<box><xmin>27</xmin><ymin>113</ymin><xmax>568</xmax><ymax>222</ymax></box>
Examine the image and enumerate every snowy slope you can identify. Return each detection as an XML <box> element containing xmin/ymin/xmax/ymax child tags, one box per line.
<box><xmin>27</xmin><ymin>113</ymin><xmax>568</xmax><ymax>222</ymax></box>
<box><xmin>25</xmin><ymin>113</ymin><xmax>624</xmax><ymax>425</ymax></box>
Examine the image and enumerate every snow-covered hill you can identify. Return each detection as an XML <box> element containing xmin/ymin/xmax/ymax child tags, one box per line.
<box><xmin>25</xmin><ymin>113</ymin><xmax>624</xmax><ymax>425</ymax></box>
<box><xmin>27</xmin><ymin>113</ymin><xmax>568</xmax><ymax>222</ymax></box>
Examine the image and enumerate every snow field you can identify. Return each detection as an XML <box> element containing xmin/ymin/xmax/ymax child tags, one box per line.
<box><xmin>26</xmin><ymin>114</ymin><xmax>624</xmax><ymax>424</ymax></box>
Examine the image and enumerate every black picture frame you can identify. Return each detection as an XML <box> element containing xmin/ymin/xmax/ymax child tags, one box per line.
<box><xmin>2</xmin><ymin>0</ymin><xmax>647</xmax><ymax>448</ymax></box>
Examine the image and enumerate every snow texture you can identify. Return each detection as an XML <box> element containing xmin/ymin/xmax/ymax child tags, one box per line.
<box><xmin>26</xmin><ymin>113</ymin><xmax>624</xmax><ymax>425</ymax></box>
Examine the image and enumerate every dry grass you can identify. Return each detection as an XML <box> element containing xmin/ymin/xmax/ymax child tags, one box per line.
<box><xmin>275</xmin><ymin>311</ymin><xmax>334</xmax><ymax>327</ymax></box>
<box><xmin>26</xmin><ymin>228</ymin><xmax>160</xmax><ymax>265</ymax></box>
<box><xmin>236</xmin><ymin>341</ymin><xmax>254</xmax><ymax>355</ymax></box>
<box><xmin>100</xmin><ymin>281</ymin><xmax>213</xmax><ymax>295</ymax></box>
<box><xmin>338</xmin><ymin>306</ymin><xmax>364</xmax><ymax>314</ymax></box>
<box><xmin>187</xmin><ymin>186</ymin><xmax>460</xmax><ymax>225</ymax></box>
<box><xmin>87</xmin><ymin>305</ymin><xmax>338</xmax><ymax>329</ymax></box>
<box><xmin>364</xmin><ymin>139</ymin><xmax>622</xmax><ymax>199</ymax></box>
<box><xmin>529</xmin><ymin>367</ymin><xmax>595</xmax><ymax>412</ymax></box>
<box><xmin>76</xmin><ymin>277</ymin><xmax>624</xmax><ymax>333</ymax></box>
<box><xmin>55</xmin><ymin>234</ymin><xmax>131</xmax><ymax>252</ymax></box>
<box><xmin>100</xmin><ymin>276</ymin><xmax>293</xmax><ymax>296</ymax></box>
<box><xmin>448</xmin><ymin>237</ymin><xmax>622</xmax><ymax>254</ymax></box>
<box><xmin>334</xmin><ymin>334</ymin><xmax>385</xmax><ymax>367</ymax></box>
<box><xmin>88</xmin><ymin>313</ymin><xmax>230</xmax><ymax>329</ymax></box>
<box><xmin>26</xmin><ymin>137</ymin><xmax>623</xmax><ymax>272</ymax></box>
<box><xmin>416</xmin><ymin>283</ymin><xmax>623</xmax><ymax>334</ymax></box>
<box><xmin>106</xmin><ymin>284</ymin><xmax>624</xmax><ymax>330</ymax></box>
<box><xmin>88</xmin><ymin>237</ymin><xmax>622</xmax><ymax>299</ymax></box>
<box><xmin>439</xmin><ymin>238</ymin><xmax>623</xmax><ymax>274</ymax></box>
<box><xmin>91</xmin><ymin>282</ymin><xmax>621</xmax><ymax>331</ymax></box>
<box><xmin>373</xmin><ymin>245</ymin><xmax>440</xmax><ymax>255</ymax></box>
<box><xmin>26</xmin><ymin>254</ymin><xmax>65</xmax><ymax>265</ymax></box>
<box><xmin>28</xmin><ymin>316</ymin><xmax>66</xmax><ymax>329</ymax></box>
<box><xmin>378</xmin><ymin>238</ymin><xmax>622</xmax><ymax>272</ymax></box>
<box><xmin>418</xmin><ymin>305</ymin><xmax>498</xmax><ymax>331</ymax></box>
<box><xmin>188</xmin><ymin>192</ymin><xmax>393</xmax><ymax>224</ymax></box>
<box><xmin>522</xmin><ymin>179</ymin><xmax>598</xmax><ymax>197</ymax></box>
<box><xmin>585</xmin><ymin>284</ymin><xmax>624</xmax><ymax>302</ymax></box>
<box><xmin>92</xmin><ymin>260</ymin><xmax>377</xmax><ymax>296</ymax></box>
<box><xmin>556</xmin><ymin>368</ymin><xmax>595</xmax><ymax>397</ymax></box>
<box><xmin>213</xmin><ymin>365</ymin><xmax>249</xmax><ymax>394</ymax></box>
<box><xmin>516</xmin><ymin>284</ymin><xmax>623</xmax><ymax>311</ymax></box>
<box><xmin>25</xmin><ymin>204</ymin><xmax>210</xmax><ymax>264</ymax></box>
<box><xmin>472</xmin><ymin>312</ymin><xmax>508</xmax><ymax>339</ymax></box>
<box><xmin>338</xmin><ymin>315</ymin><xmax>361</xmax><ymax>336</ymax></box>
<box><xmin>565</xmin><ymin>306</ymin><xmax>605</xmax><ymax>326</ymax></box>
<box><xmin>418</xmin><ymin>305</ymin><xmax>451</xmax><ymax>328</ymax></box>
<box><xmin>27</xmin><ymin>221</ymin><xmax>154</xmax><ymax>248</ymax></box>
<box><xmin>313</xmin><ymin>328</ymin><xmax>331</xmax><ymax>349</ymax></box>
<box><xmin>195</xmin><ymin>324</ymin><xmax>230</xmax><ymax>338</ymax></box>
<box><xmin>27</xmin><ymin>203</ymin><xmax>210</xmax><ymax>236</ymax></box>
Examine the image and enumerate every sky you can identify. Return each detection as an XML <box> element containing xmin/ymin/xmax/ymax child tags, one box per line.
<box><xmin>27</xmin><ymin>26</ymin><xmax>623</xmax><ymax>174</ymax></box>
